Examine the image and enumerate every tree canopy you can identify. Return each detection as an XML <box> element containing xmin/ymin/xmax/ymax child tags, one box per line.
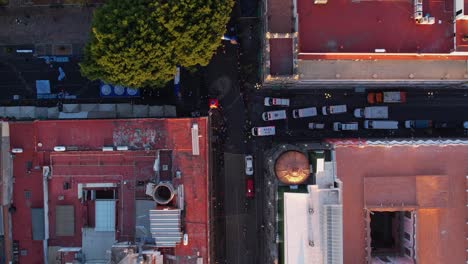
<box><xmin>80</xmin><ymin>0</ymin><xmax>234</xmax><ymax>88</ymax></box>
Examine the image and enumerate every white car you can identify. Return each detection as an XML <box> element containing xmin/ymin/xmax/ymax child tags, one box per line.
<box><xmin>264</xmin><ymin>97</ymin><xmax>290</xmax><ymax>107</ymax></box>
<box><xmin>245</xmin><ymin>155</ymin><xmax>254</xmax><ymax>175</ymax></box>
<box><xmin>251</xmin><ymin>126</ymin><xmax>276</xmax><ymax>136</ymax></box>
<box><xmin>333</xmin><ymin>122</ymin><xmax>358</xmax><ymax>131</ymax></box>
<box><xmin>322</xmin><ymin>105</ymin><xmax>347</xmax><ymax>115</ymax></box>
<box><xmin>308</xmin><ymin>123</ymin><xmax>325</xmax><ymax>129</ymax></box>
<box><xmin>262</xmin><ymin>110</ymin><xmax>287</xmax><ymax>121</ymax></box>
<box><xmin>292</xmin><ymin>107</ymin><xmax>317</xmax><ymax>119</ymax></box>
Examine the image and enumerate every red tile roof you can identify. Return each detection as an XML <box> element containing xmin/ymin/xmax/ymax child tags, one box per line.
<box><xmin>7</xmin><ymin>118</ymin><xmax>209</xmax><ymax>263</ymax></box>
<box><xmin>334</xmin><ymin>143</ymin><xmax>467</xmax><ymax>264</ymax></box>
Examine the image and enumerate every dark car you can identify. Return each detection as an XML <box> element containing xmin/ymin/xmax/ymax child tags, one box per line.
<box><xmin>245</xmin><ymin>178</ymin><xmax>254</xmax><ymax>198</ymax></box>
<box><xmin>434</xmin><ymin>122</ymin><xmax>457</xmax><ymax>129</ymax></box>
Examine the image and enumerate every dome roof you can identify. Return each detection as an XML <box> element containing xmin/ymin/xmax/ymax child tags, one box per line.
<box><xmin>275</xmin><ymin>151</ymin><xmax>310</xmax><ymax>184</ymax></box>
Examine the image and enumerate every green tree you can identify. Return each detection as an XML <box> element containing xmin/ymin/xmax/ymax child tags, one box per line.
<box><xmin>80</xmin><ymin>0</ymin><xmax>234</xmax><ymax>88</ymax></box>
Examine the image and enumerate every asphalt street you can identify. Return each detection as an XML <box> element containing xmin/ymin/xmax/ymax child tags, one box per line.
<box><xmin>248</xmin><ymin>88</ymin><xmax>468</xmax><ymax>140</ymax></box>
<box><xmin>0</xmin><ymin>55</ymin><xmax>98</xmax><ymax>100</ymax></box>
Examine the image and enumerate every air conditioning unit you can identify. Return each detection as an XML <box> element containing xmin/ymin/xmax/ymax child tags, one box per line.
<box><xmin>102</xmin><ymin>146</ymin><xmax>114</xmax><ymax>152</ymax></box>
<box><xmin>11</xmin><ymin>148</ymin><xmax>23</xmax><ymax>154</ymax></box>
<box><xmin>54</xmin><ymin>146</ymin><xmax>66</xmax><ymax>152</ymax></box>
<box><xmin>116</xmin><ymin>146</ymin><xmax>128</xmax><ymax>151</ymax></box>
<box><xmin>428</xmin><ymin>17</ymin><xmax>435</xmax><ymax>24</ymax></box>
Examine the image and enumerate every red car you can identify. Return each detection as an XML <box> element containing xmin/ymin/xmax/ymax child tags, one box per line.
<box><xmin>246</xmin><ymin>178</ymin><xmax>254</xmax><ymax>198</ymax></box>
<box><xmin>209</xmin><ymin>98</ymin><xmax>219</xmax><ymax>109</ymax></box>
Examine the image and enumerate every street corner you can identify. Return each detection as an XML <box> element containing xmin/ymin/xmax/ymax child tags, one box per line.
<box><xmin>208</xmin><ymin>75</ymin><xmax>235</xmax><ymax>101</ymax></box>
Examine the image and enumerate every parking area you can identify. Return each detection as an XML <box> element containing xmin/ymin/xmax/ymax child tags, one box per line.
<box><xmin>249</xmin><ymin>88</ymin><xmax>468</xmax><ymax>139</ymax></box>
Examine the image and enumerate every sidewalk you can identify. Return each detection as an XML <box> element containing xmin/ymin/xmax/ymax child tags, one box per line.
<box><xmin>0</xmin><ymin>6</ymin><xmax>95</xmax><ymax>46</ymax></box>
<box><xmin>297</xmin><ymin>59</ymin><xmax>468</xmax><ymax>83</ymax></box>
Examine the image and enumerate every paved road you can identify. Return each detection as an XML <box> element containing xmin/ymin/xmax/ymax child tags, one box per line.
<box><xmin>248</xmin><ymin>88</ymin><xmax>468</xmax><ymax>139</ymax></box>
<box><xmin>0</xmin><ymin>55</ymin><xmax>99</xmax><ymax>100</ymax></box>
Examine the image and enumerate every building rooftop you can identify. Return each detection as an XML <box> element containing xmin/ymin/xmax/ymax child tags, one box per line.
<box><xmin>269</xmin><ymin>39</ymin><xmax>294</xmax><ymax>76</ymax></box>
<box><xmin>3</xmin><ymin>118</ymin><xmax>209</xmax><ymax>263</ymax></box>
<box><xmin>332</xmin><ymin>140</ymin><xmax>468</xmax><ymax>264</ymax></box>
<box><xmin>456</xmin><ymin>19</ymin><xmax>468</xmax><ymax>52</ymax></box>
<box><xmin>296</xmin><ymin>0</ymin><xmax>454</xmax><ymax>54</ymax></box>
<box><xmin>267</xmin><ymin>0</ymin><xmax>294</xmax><ymax>33</ymax></box>
<box><xmin>264</xmin><ymin>0</ymin><xmax>468</xmax><ymax>83</ymax></box>
<box><xmin>275</xmin><ymin>151</ymin><xmax>310</xmax><ymax>184</ymax></box>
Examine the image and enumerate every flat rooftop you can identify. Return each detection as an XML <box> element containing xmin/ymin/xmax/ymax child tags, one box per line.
<box><xmin>296</xmin><ymin>0</ymin><xmax>454</xmax><ymax>54</ymax></box>
<box><xmin>333</xmin><ymin>142</ymin><xmax>467</xmax><ymax>264</ymax></box>
<box><xmin>5</xmin><ymin>118</ymin><xmax>209</xmax><ymax>263</ymax></box>
<box><xmin>456</xmin><ymin>19</ymin><xmax>468</xmax><ymax>52</ymax></box>
<box><xmin>269</xmin><ymin>39</ymin><xmax>293</xmax><ymax>76</ymax></box>
<box><xmin>267</xmin><ymin>0</ymin><xmax>294</xmax><ymax>33</ymax></box>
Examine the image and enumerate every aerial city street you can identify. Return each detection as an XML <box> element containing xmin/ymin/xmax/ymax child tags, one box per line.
<box><xmin>0</xmin><ymin>0</ymin><xmax>467</xmax><ymax>264</ymax></box>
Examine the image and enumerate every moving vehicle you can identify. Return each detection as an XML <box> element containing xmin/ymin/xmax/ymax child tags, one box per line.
<box><xmin>322</xmin><ymin>105</ymin><xmax>347</xmax><ymax>115</ymax></box>
<box><xmin>208</xmin><ymin>98</ymin><xmax>219</xmax><ymax>109</ymax></box>
<box><xmin>292</xmin><ymin>107</ymin><xmax>317</xmax><ymax>118</ymax></box>
<box><xmin>367</xmin><ymin>91</ymin><xmax>407</xmax><ymax>104</ymax></box>
<box><xmin>308</xmin><ymin>123</ymin><xmax>325</xmax><ymax>129</ymax></box>
<box><xmin>364</xmin><ymin>120</ymin><xmax>399</xmax><ymax>129</ymax></box>
<box><xmin>251</xmin><ymin>126</ymin><xmax>276</xmax><ymax>136</ymax></box>
<box><xmin>405</xmin><ymin>120</ymin><xmax>432</xmax><ymax>129</ymax></box>
<box><xmin>245</xmin><ymin>155</ymin><xmax>254</xmax><ymax>176</ymax></box>
<box><xmin>264</xmin><ymin>97</ymin><xmax>290</xmax><ymax>107</ymax></box>
<box><xmin>354</xmin><ymin>106</ymin><xmax>388</xmax><ymax>119</ymax></box>
<box><xmin>262</xmin><ymin>110</ymin><xmax>287</xmax><ymax>121</ymax></box>
<box><xmin>333</xmin><ymin>122</ymin><xmax>358</xmax><ymax>131</ymax></box>
<box><xmin>246</xmin><ymin>178</ymin><xmax>254</xmax><ymax>198</ymax></box>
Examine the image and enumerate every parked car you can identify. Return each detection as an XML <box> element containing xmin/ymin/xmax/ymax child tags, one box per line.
<box><xmin>404</xmin><ymin>120</ymin><xmax>432</xmax><ymax>129</ymax></box>
<box><xmin>246</xmin><ymin>178</ymin><xmax>254</xmax><ymax>198</ymax></box>
<box><xmin>308</xmin><ymin>123</ymin><xmax>325</xmax><ymax>129</ymax></box>
<box><xmin>354</xmin><ymin>106</ymin><xmax>388</xmax><ymax>119</ymax></box>
<box><xmin>262</xmin><ymin>110</ymin><xmax>287</xmax><ymax>121</ymax></box>
<box><xmin>251</xmin><ymin>126</ymin><xmax>276</xmax><ymax>136</ymax></box>
<box><xmin>464</xmin><ymin>121</ymin><xmax>468</xmax><ymax>129</ymax></box>
<box><xmin>434</xmin><ymin>122</ymin><xmax>457</xmax><ymax>129</ymax></box>
<box><xmin>322</xmin><ymin>105</ymin><xmax>347</xmax><ymax>115</ymax></box>
<box><xmin>245</xmin><ymin>155</ymin><xmax>253</xmax><ymax>176</ymax></box>
<box><xmin>367</xmin><ymin>91</ymin><xmax>407</xmax><ymax>104</ymax></box>
<box><xmin>292</xmin><ymin>107</ymin><xmax>317</xmax><ymax>118</ymax></box>
<box><xmin>264</xmin><ymin>97</ymin><xmax>290</xmax><ymax>107</ymax></box>
<box><xmin>364</xmin><ymin>120</ymin><xmax>399</xmax><ymax>129</ymax></box>
<box><xmin>333</xmin><ymin>122</ymin><xmax>358</xmax><ymax>131</ymax></box>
